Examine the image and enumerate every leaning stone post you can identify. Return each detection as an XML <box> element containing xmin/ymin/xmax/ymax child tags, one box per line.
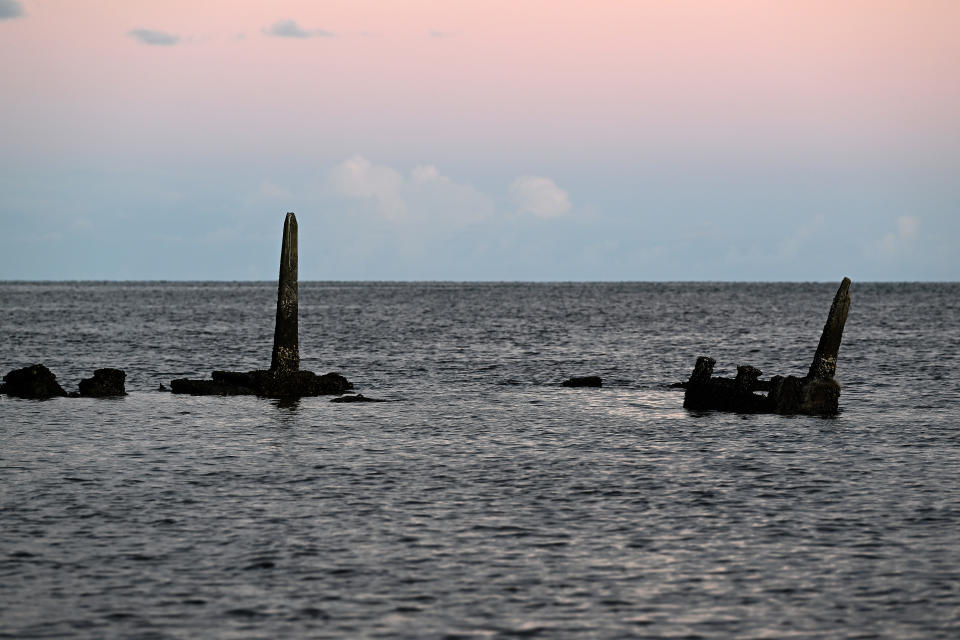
<box><xmin>807</xmin><ymin>277</ymin><xmax>851</xmax><ymax>379</ymax></box>
<box><xmin>270</xmin><ymin>212</ymin><xmax>300</xmax><ymax>374</ymax></box>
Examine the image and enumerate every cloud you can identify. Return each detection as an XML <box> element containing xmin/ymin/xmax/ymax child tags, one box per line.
<box><xmin>329</xmin><ymin>155</ymin><xmax>492</xmax><ymax>224</ymax></box>
<box><xmin>429</xmin><ymin>30</ymin><xmax>449</xmax><ymax>38</ymax></box>
<box><xmin>411</xmin><ymin>165</ymin><xmax>450</xmax><ymax>184</ymax></box>
<box><xmin>897</xmin><ymin>215</ymin><xmax>919</xmax><ymax>237</ymax></box>
<box><xmin>878</xmin><ymin>215</ymin><xmax>919</xmax><ymax>255</ymax></box>
<box><xmin>0</xmin><ymin>0</ymin><xmax>23</xmax><ymax>19</ymax></box>
<box><xmin>263</xmin><ymin>19</ymin><xmax>334</xmax><ymax>39</ymax></box>
<box><xmin>509</xmin><ymin>176</ymin><xmax>572</xmax><ymax>218</ymax></box>
<box><xmin>128</xmin><ymin>29</ymin><xmax>180</xmax><ymax>46</ymax></box>
<box><xmin>330</xmin><ymin>155</ymin><xmax>406</xmax><ymax>218</ymax></box>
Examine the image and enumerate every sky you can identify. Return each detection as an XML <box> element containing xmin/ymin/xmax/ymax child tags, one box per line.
<box><xmin>1</xmin><ymin>0</ymin><xmax>958</xmax><ymax>281</ymax></box>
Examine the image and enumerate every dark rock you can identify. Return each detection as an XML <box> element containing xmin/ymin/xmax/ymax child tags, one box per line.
<box><xmin>256</xmin><ymin>370</ymin><xmax>353</xmax><ymax>398</ymax></box>
<box><xmin>682</xmin><ymin>278</ymin><xmax>851</xmax><ymax>415</ymax></box>
<box><xmin>171</xmin><ymin>369</ymin><xmax>352</xmax><ymax>398</ymax></box>
<box><xmin>1</xmin><ymin>364</ymin><xmax>68</xmax><ymax>399</ymax></box>
<box><xmin>669</xmin><ymin>358</ymin><xmax>716</xmax><ymax>390</ymax></box>
<box><xmin>734</xmin><ymin>365</ymin><xmax>762</xmax><ymax>394</ymax></box>
<box><xmin>212</xmin><ymin>370</ymin><xmax>260</xmax><ymax>390</ymax></box>
<box><xmin>682</xmin><ymin>363</ymin><xmax>768</xmax><ymax>413</ymax></box>
<box><xmin>78</xmin><ymin>368</ymin><xmax>127</xmax><ymax>397</ymax></box>
<box><xmin>690</xmin><ymin>356</ymin><xmax>715</xmax><ymax>384</ymax></box>
<box><xmin>562</xmin><ymin>376</ymin><xmax>602</xmax><ymax>387</ymax></box>
<box><xmin>769</xmin><ymin>375</ymin><xmax>840</xmax><ymax>415</ymax></box>
<box><xmin>330</xmin><ymin>394</ymin><xmax>386</xmax><ymax>403</ymax></box>
<box><xmin>170</xmin><ymin>377</ymin><xmax>254</xmax><ymax>396</ymax></box>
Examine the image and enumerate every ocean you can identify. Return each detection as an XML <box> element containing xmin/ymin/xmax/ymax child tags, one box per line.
<box><xmin>2</xmin><ymin>281</ymin><xmax>959</xmax><ymax>638</ymax></box>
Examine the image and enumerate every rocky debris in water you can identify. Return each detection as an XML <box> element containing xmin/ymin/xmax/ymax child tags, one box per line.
<box><xmin>562</xmin><ymin>376</ymin><xmax>603</xmax><ymax>388</ymax></box>
<box><xmin>78</xmin><ymin>368</ymin><xmax>127</xmax><ymax>397</ymax></box>
<box><xmin>682</xmin><ymin>359</ymin><xmax>769</xmax><ymax>413</ymax></box>
<box><xmin>330</xmin><ymin>393</ymin><xmax>386</xmax><ymax>403</ymax></box>
<box><xmin>169</xmin><ymin>212</ymin><xmax>356</xmax><ymax>398</ymax></box>
<box><xmin>0</xmin><ymin>364</ymin><xmax>68</xmax><ymax>399</ymax></box>
<box><xmin>682</xmin><ymin>277</ymin><xmax>851</xmax><ymax>415</ymax></box>
<box><xmin>170</xmin><ymin>370</ymin><xmax>352</xmax><ymax>397</ymax></box>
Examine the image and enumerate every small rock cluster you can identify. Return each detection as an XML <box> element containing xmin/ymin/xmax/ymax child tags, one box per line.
<box><xmin>1</xmin><ymin>364</ymin><xmax>126</xmax><ymax>399</ymax></box>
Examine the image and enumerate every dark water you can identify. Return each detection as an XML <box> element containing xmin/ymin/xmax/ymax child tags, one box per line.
<box><xmin>1</xmin><ymin>282</ymin><xmax>959</xmax><ymax>639</ymax></box>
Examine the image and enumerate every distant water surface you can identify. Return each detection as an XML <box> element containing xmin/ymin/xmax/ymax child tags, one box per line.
<box><xmin>1</xmin><ymin>282</ymin><xmax>959</xmax><ymax>638</ymax></box>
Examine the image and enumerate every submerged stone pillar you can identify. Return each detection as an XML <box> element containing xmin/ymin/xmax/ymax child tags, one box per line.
<box><xmin>734</xmin><ymin>365</ymin><xmax>762</xmax><ymax>393</ymax></box>
<box><xmin>808</xmin><ymin>277</ymin><xmax>851</xmax><ymax>380</ymax></box>
<box><xmin>270</xmin><ymin>212</ymin><xmax>300</xmax><ymax>375</ymax></box>
<box><xmin>690</xmin><ymin>356</ymin><xmax>716</xmax><ymax>384</ymax></box>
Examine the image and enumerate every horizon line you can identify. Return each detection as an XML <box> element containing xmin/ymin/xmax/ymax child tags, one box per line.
<box><xmin>2</xmin><ymin>278</ymin><xmax>956</xmax><ymax>285</ymax></box>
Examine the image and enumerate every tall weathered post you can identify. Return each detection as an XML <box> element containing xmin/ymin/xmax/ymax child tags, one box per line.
<box><xmin>270</xmin><ymin>212</ymin><xmax>299</xmax><ymax>375</ymax></box>
<box><xmin>170</xmin><ymin>211</ymin><xmax>353</xmax><ymax>397</ymax></box>
<box><xmin>808</xmin><ymin>277</ymin><xmax>851</xmax><ymax>380</ymax></box>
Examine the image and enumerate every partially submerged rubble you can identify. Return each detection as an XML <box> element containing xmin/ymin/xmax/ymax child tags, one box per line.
<box><xmin>682</xmin><ymin>278</ymin><xmax>851</xmax><ymax>415</ymax></box>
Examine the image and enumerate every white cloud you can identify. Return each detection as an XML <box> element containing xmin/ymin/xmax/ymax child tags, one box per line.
<box><xmin>411</xmin><ymin>165</ymin><xmax>450</xmax><ymax>184</ymax></box>
<box><xmin>878</xmin><ymin>215</ymin><xmax>919</xmax><ymax>255</ymax></box>
<box><xmin>328</xmin><ymin>156</ymin><xmax>492</xmax><ymax>225</ymax></box>
<box><xmin>897</xmin><ymin>215</ymin><xmax>919</xmax><ymax>237</ymax></box>
<box><xmin>263</xmin><ymin>20</ymin><xmax>334</xmax><ymax>39</ymax></box>
<box><xmin>509</xmin><ymin>176</ymin><xmax>571</xmax><ymax>218</ymax></box>
<box><xmin>128</xmin><ymin>29</ymin><xmax>180</xmax><ymax>46</ymax></box>
<box><xmin>330</xmin><ymin>155</ymin><xmax>406</xmax><ymax>219</ymax></box>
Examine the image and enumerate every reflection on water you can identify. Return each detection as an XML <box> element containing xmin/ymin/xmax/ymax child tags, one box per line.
<box><xmin>270</xmin><ymin>397</ymin><xmax>302</xmax><ymax>411</ymax></box>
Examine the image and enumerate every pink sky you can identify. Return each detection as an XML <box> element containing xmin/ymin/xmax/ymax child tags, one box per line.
<box><xmin>4</xmin><ymin>0</ymin><xmax>959</xmax><ymax>165</ymax></box>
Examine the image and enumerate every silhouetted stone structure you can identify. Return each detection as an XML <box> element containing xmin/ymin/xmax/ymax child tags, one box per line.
<box><xmin>271</xmin><ymin>212</ymin><xmax>299</xmax><ymax>375</ymax></box>
<box><xmin>682</xmin><ymin>278</ymin><xmax>851</xmax><ymax>415</ymax></box>
<box><xmin>562</xmin><ymin>376</ymin><xmax>603</xmax><ymax>387</ymax></box>
<box><xmin>170</xmin><ymin>212</ymin><xmax>353</xmax><ymax>398</ymax></box>
<box><xmin>78</xmin><ymin>368</ymin><xmax>127</xmax><ymax>397</ymax></box>
<box><xmin>1</xmin><ymin>364</ymin><xmax>68</xmax><ymax>399</ymax></box>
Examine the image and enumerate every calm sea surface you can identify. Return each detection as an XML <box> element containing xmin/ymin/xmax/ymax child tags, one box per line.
<box><xmin>1</xmin><ymin>282</ymin><xmax>959</xmax><ymax>639</ymax></box>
